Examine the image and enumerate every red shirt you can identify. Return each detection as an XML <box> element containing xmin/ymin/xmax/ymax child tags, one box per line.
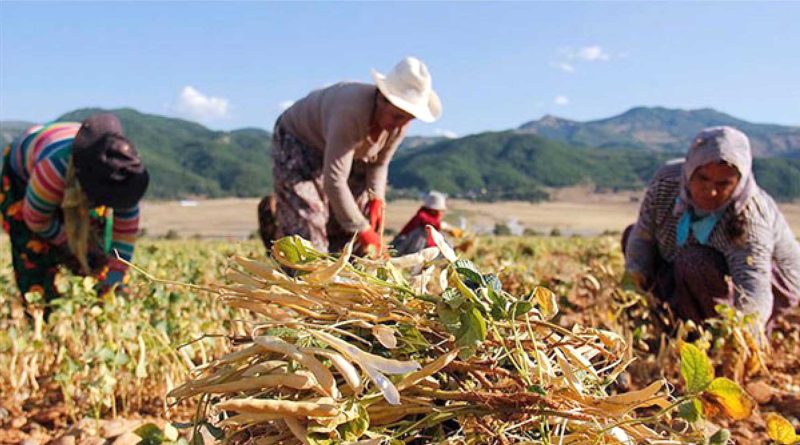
<box><xmin>398</xmin><ymin>207</ymin><xmax>442</xmax><ymax>247</ymax></box>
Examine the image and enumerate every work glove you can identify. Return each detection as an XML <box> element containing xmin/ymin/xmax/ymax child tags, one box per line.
<box><xmin>449</xmin><ymin>227</ymin><xmax>464</xmax><ymax>238</ymax></box>
<box><xmin>97</xmin><ymin>260</ymin><xmax>130</xmax><ymax>296</ymax></box>
<box><xmin>367</xmin><ymin>199</ymin><xmax>384</xmax><ymax>232</ymax></box>
<box><xmin>356</xmin><ymin>227</ymin><xmax>383</xmax><ymax>258</ymax></box>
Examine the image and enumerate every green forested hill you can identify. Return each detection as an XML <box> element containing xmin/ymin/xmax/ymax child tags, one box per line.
<box><xmin>57</xmin><ymin>108</ymin><xmax>272</xmax><ymax>199</ymax></box>
<box><xmin>3</xmin><ymin>107</ymin><xmax>800</xmax><ymax>201</ymax></box>
<box><xmin>390</xmin><ymin>131</ymin><xmax>675</xmax><ymax>201</ymax></box>
<box><xmin>391</xmin><ymin>130</ymin><xmax>800</xmax><ymax>201</ymax></box>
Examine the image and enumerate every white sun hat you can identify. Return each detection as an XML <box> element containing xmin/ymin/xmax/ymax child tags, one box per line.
<box><xmin>423</xmin><ymin>191</ymin><xmax>447</xmax><ymax>211</ymax></box>
<box><xmin>371</xmin><ymin>57</ymin><xmax>442</xmax><ymax>123</ymax></box>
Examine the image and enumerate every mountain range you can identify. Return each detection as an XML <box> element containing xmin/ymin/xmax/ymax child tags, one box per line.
<box><xmin>1</xmin><ymin>106</ymin><xmax>798</xmax><ymax>201</ymax></box>
<box><xmin>517</xmin><ymin>107</ymin><xmax>800</xmax><ymax>157</ymax></box>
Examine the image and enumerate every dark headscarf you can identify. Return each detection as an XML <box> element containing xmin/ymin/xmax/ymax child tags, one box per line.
<box><xmin>72</xmin><ymin>113</ymin><xmax>149</xmax><ymax>208</ymax></box>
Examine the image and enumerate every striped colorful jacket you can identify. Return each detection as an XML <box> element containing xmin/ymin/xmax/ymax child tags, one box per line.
<box><xmin>9</xmin><ymin>122</ymin><xmax>139</xmax><ymax>271</ymax></box>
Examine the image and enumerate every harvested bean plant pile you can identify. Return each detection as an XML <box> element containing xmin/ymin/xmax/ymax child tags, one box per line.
<box><xmin>171</xmin><ymin>231</ymin><xmax>710</xmax><ymax>444</ymax></box>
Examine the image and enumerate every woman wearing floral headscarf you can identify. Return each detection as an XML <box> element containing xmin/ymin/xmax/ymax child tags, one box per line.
<box><xmin>624</xmin><ymin>126</ymin><xmax>800</xmax><ymax>333</ymax></box>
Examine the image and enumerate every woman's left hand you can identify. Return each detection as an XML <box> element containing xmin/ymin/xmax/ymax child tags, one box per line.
<box><xmin>367</xmin><ymin>199</ymin><xmax>384</xmax><ymax>232</ymax></box>
<box><xmin>97</xmin><ymin>265</ymin><xmax>129</xmax><ymax>296</ymax></box>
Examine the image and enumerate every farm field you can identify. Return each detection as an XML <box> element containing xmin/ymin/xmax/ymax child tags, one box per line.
<box><xmin>139</xmin><ymin>195</ymin><xmax>800</xmax><ymax>239</ymax></box>
<box><xmin>1</xmin><ymin>233</ymin><xmax>798</xmax><ymax>444</ymax></box>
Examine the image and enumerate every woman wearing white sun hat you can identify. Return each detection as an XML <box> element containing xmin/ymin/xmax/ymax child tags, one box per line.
<box><xmin>393</xmin><ymin>191</ymin><xmax>464</xmax><ymax>255</ymax></box>
<box><xmin>259</xmin><ymin>57</ymin><xmax>441</xmax><ymax>257</ymax></box>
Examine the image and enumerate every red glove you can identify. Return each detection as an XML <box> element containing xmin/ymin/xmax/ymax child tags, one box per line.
<box><xmin>357</xmin><ymin>227</ymin><xmax>382</xmax><ymax>258</ymax></box>
<box><xmin>367</xmin><ymin>199</ymin><xmax>384</xmax><ymax>232</ymax></box>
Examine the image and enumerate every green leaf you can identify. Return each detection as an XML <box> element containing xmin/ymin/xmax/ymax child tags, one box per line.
<box><xmin>454</xmin><ymin>259</ymin><xmax>484</xmax><ymax>286</ymax></box>
<box><xmin>680</xmin><ymin>343</ymin><xmax>714</xmax><ymax>393</ymax></box>
<box><xmin>395</xmin><ymin>324</ymin><xmax>430</xmax><ymax>355</ymax></box>
<box><xmin>441</xmin><ymin>288</ymin><xmax>465</xmax><ymax>310</ymax></box>
<box><xmin>708</xmin><ymin>428</ymin><xmax>731</xmax><ymax>445</ymax></box>
<box><xmin>135</xmin><ymin>423</ymin><xmax>165</xmax><ymax>445</ymax></box>
<box><xmin>337</xmin><ymin>403</ymin><xmax>369</xmax><ymax>441</ymax></box>
<box><xmin>449</xmin><ymin>269</ymin><xmax>481</xmax><ymax>308</ymax></box>
<box><xmin>456</xmin><ymin>306</ymin><xmax>487</xmax><ymax>351</ymax></box>
<box><xmin>488</xmin><ymin>287</ymin><xmax>509</xmax><ymax>321</ymax></box>
<box><xmin>438</xmin><ymin>297</ymin><xmax>486</xmax><ymax>361</ymax></box>
<box><xmin>705</xmin><ymin>377</ymin><xmax>754</xmax><ymax>420</ymax></box>
<box><xmin>678</xmin><ymin>399</ymin><xmax>703</xmax><ymax>423</ymax></box>
<box><xmin>436</xmin><ymin>303</ymin><xmax>461</xmax><ymax>333</ymax></box>
<box><xmin>273</xmin><ymin>236</ymin><xmax>303</xmax><ymax>263</ymax></box>
<box><xmin>512</xmin><ymin>301</ymin><xmax>533</xmax><ymax>319</ymax></box>
<box><xmin>273</xmin><ymin>236</ymin><xmax>320</xmax><ymax>264</ymax></box>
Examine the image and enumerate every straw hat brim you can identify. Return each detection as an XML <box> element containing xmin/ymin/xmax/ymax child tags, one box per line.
<box><xmin>371</xmin><ymin>69</ymin><xmax>442</xmax><ymax>123</ymax></box>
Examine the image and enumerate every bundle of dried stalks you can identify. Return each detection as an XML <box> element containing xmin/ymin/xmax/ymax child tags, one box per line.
<box><xmin>170</xmin><ymin>230</ymin><xmax>693</xmax><ymax>445</ymax></box>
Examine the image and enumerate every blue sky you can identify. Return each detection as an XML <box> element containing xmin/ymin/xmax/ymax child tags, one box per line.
<box><xmin>1</xmin><ymin>2</ymin><xmax>798</xmax><ymax>137</ymax></box>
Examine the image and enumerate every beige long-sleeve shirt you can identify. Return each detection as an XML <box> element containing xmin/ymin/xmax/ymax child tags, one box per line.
<box><xmin>278</xmin><ymin>82</ymin><xmax>407</xmax><ymax>232</ymax></box>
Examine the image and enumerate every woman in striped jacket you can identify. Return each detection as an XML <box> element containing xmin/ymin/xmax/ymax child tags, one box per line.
<box><xmin>624</xmin><ymin>126</ymin><xmax>800</xmax><ymax>334</ymax></box>
<box><xmin>1</xmin><ymin>113</ymin><xmax>149</xmax><ymax>303</ymax></box>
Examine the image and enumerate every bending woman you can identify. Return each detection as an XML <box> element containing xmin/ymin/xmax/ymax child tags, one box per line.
<box><xmin>261</xmin><ymin>57</ymin><xmax>441</xmax><ymax>257</ymax></box>
<box><xmin>624</xmin><ymin>126</ymin><xmax>800</xmax><ymax>333</ymax></box>
<box><xmin>1</xmin><ymin>114</ymin><xmax>148</xmax><ymax>302</ymax></box>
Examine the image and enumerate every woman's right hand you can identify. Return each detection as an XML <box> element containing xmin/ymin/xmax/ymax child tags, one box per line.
<box><xmin>621</xmin><ymin>270</ymin><xmax>646</xmax><ymax>292</ymax></box>
<box><xmin>357</xmin><ymin>227</ymin><xmax>382</xmax><ymax>258</ymax></box>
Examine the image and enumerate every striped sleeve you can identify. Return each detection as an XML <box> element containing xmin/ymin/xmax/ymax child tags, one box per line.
<box><xmin>22</xmin><ymin>155</ymin><xmax>69</xmax><ymax>245</ymax></box>
<box><xmin>726</xmin><ymin>230</ymin><xmax>774</xmax><ymax>325</ymax></box>
<box><xmin>624</xmin><ymin>176</ymin><xmax>660</xmax><ymax>285</ymax></box>
<box><xmin>724</xmin><ymin>201</ymin><xmax>777</xmax><ymax>326</ymax></box>
<box><xmin>108</xmin><ymin>205</ymin><xmax>140</xmax><ymax>271</ymax></box>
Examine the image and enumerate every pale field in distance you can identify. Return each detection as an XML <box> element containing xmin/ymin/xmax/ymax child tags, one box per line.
<box><xmin>138</xmin><ymin>188</ymin><xmax>800</xmax><ymax>239</ymax></box>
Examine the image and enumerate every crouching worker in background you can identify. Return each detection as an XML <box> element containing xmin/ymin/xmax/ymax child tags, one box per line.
<box><xmin>623</xmin><ymin>126</ymin><xmax>800</xmax><ymax>335</ymax></box>
<box><xmin>1</xmin><ymin>114</ymin><xmax>149</xmax><ymax>306</ymax></box>
<box><xmin>392</xmin><ymin>191</ymin><xmax>462</xmax><ymax>255</ymax></box>
<box><xmin>258</xmin><ymin>57</ymin><xmax>441</xmax><ymax>257</ymax></box>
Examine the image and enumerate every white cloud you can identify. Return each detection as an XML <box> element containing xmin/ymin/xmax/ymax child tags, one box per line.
<box><xmin>550</xmin><ymin>62</ymin><xmax>575</xmax><ymax>73</ymax></box>
<box><xmin>434</xmin><ymin>128</ymin><xmax>458</xmax><ymax>139</ymax></box>
<box><xmin>577</xmin><ymin>45</ymin><xmax>610</xmax><ymax>61</ymax></box>
<box><xmin>278</xmin><ymin>100</ymin><xmax>295</xmax><ymax>111</ymax></box>
<box><xmin>554</xmin><ymin>95</ymin><xmax>570</xmax><ymax>106</ymax></box>
<box><xmin>551</xmin><ymin>45</ymin><xmax>613</xmax><ymax>73</ymax></box>
<box><xmin>171</xmin><ymin>86</ymin><xmax>229</xmax><ymax>121</ymax></box>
